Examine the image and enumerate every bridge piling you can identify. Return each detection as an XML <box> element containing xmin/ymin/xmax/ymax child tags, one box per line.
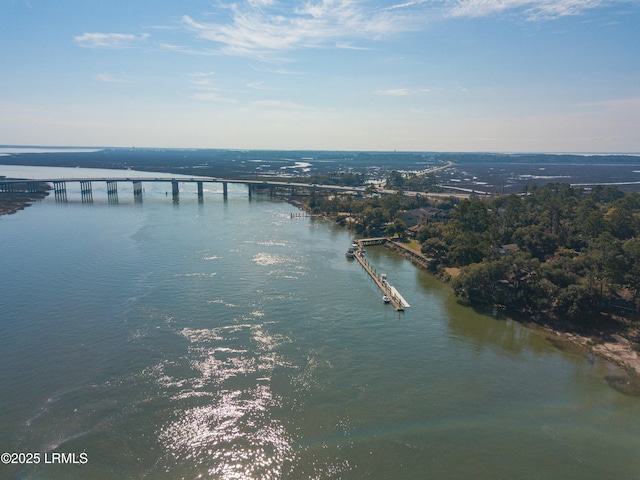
<box><xmin>0</xmin><ymin>182</ymin><xmax>16</xmax><ymax>192</ymax></box>
<box><xmin>223</xmin><ymin>182</ymin><xmax>228</xmax><ymax>198</ymax></box>
<box><xmin>54</xmin><ymin>181</ymin><xmax>67</xmax><ymax>202</ymax></box>
<box><xmin>80</xmin><ymin>180</ymin><xmax>93</xmax><ymax>203</ymax></box>
<box><xmin>197</xmin><ymin>181</ymin><xmax>203</xmax><ymax>198</ymax></box>
<box><xmin>106</xmin><ymin>180</ymin><xmax>118</xmax><ymax>195</ymax></box>
<box><xmin>133</xmin><ymin>181</ymin><xmax>143</xmax><ymax>202</ymax></box>
<box><xmin>106</xmin><ymin>180</ymin><xmax>118</xmax><ymax>203</ymax></box>
<box><xmin>171</xmin><ymin>181</ymin><xmax>179</xmax><ymax>201</ymax></box>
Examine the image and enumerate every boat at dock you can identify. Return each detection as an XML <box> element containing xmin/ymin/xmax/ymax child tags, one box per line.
<box><xmin>383</xmin><ymin>295</ymin><xmax>391</xmax><ymax>304</ymax></box>
<box><xmin>346</xmin><ymin>242</ymin><xmax>362</xmax><ymax>259</ymax></box>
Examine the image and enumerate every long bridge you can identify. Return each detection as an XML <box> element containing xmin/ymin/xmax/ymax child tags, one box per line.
<box><xmin>0</xmin><ymin>176</ymin><xmax>372</xmax><ymax>202</ymax></box>
<box><xmin>0</xmin><ymin>173</ymin><xmax>475</xmax><ymax>204</ymax></box>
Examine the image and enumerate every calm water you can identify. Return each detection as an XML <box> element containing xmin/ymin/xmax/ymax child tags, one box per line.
<box><xmin>1</xmin><ymin>167</ymin><xmax>639</xmax><ymax>479</ymax></box>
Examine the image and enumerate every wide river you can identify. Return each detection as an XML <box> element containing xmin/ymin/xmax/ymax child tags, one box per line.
<box><xmin>1</xmin><ymin>166</ymin><xmax>639</xmax><ymax>479</ymax></box>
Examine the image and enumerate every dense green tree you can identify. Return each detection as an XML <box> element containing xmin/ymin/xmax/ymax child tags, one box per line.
<box><xmin>587</xmin><ymin>233</ymin><xmax>626</xmax><ymax>294</ymax></box>
<box><xmin>451</xmin><ymin>199</ymin><xmax>493</xmax><ymax>234</ymax></box>
<box><xmin>623</xmin><ymin>237</ymin><xmax>640</xmax><ymax>315</ymax></box>
<box><xmin>589</xmin><ymin>185</ymin><xmax>625</xmax><ymax>204</ymax></box>
<box><xmin>386</xmin><ymin>218</ymin><xmax>407</xmax><ymax>238</ymax></box>
<box><xmin>576</xmin><ymin>206</ymin><xmax>606</xmax><ymax>241</ymax></box>
<box><xmin>553</xmin><ymin>284</ymin><xmax>599</xmax><ymax>323</ymax></box>
<box><xmin>421</xmin><ymin>238</ymin><xmax>448</xmax><ymax>260</ymax></box>
<box><xmin>452</xmin><ymin>261</ymin><xmax>507</xmax><ymax>305</ymax></box>
<box><xmin>512</xmin><ymin>224</ymin><xmax>557</xmax><ymax>260</ymax></box>
<box><xmin>612</xmin><ymin>192</ymin><xmax>640</xmax><ymax>211</ymax></box>
<box><xmin>386</xmin><ymin>171</ymin><xmax>405</xmax><ymax>189</ymax></box>
<box><xmin>606</xmin><ymin>207</ymin><xmax>637</xmax><ymax>240</ymax></box>
<box><xmin>494</xmin><ymin>194</ymin><xmax>525</xmax><ymax>243</ymax></box>
<box><xmin>417</xmin><ymin>223</ymin><xmax>444</xmax><ymax>243</ymax></box>
<box><xmin>446</xmin><ymin>232</ymin><xmax>490</xmax><ymax>266</ymax></box>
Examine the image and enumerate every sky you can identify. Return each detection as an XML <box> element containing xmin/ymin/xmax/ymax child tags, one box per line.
<box><xmin>1</xmin><ymin>0</ymin><xmax>639</xmax><ymax>152</ymax></box>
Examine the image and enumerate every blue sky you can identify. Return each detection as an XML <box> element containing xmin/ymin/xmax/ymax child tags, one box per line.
<box><xmin>1</xmin><ymin>0</ymin><xmax>639</xmax><ymax>152</ymax></box>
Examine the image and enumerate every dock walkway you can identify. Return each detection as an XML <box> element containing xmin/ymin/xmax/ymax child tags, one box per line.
<box><xmin>352</xmin><ymin>238</ymin><xmax>410</xmax><ymax>311</ymax></box>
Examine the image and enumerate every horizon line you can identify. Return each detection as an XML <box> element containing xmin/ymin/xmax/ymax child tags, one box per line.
<box><xmin>1</xmin><ymin>144</ymin><xmax>640</xmax><ymax>157</ymax></box>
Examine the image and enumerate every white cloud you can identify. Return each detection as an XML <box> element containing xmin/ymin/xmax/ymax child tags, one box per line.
<box><xmin>336</xmin><ymin>42</ymin><xmax>374</xmax><ymax>50</ymax></box>
<box><xmin>447</xmin><ymin>0</ymin><xmax>606</xmax><ymax>20</ymax></box>
<box><xmin>180</xmin><ymin>0</ymin><xmax>422</xmax><ymax>59</ymax></box>
<box><xmin>178</xmin><ymin>0</ymin><xmax>620</xmax><ymax>61</ymax></box>
<box><xmin>186</xmin><ymin>73</ymin><xmax>237</xmax><ymax>102</ymax></box>
<box><xmin>190</xmin><ymin>92</ymin><xmax>236</xmax><ymax>102</ymax></box>
<box><xmin>74</xmin><ymin>32</ymin><xmax>150</xmax><ymax>48</ymax></box>
<box><xmin>384</xmin><ymin>0</ymin><xmax>429</xmax><ymax>11</ymax></box>
<box><xmin>160</xmin><ymin>43</ymin><xmax>219</xmax><ymax>56</ymax></box>
<box><xmin>375</xmin><ymin>88</ymin><xmax>432</xmax><ymax>96</ymax></box>
<box><xmin>247</xmin><ymin>81</ymin><xmax>280</xmax><ymax>90</ymax></box>
<box><xmin>251</xmin><ymin>66</ymin><xmax>304</xmax><ymax>75</ymax></box>
<box><xmin>248</xmin><ymin>0</ymin><xmax>276</xmax><ymax>6</ymax></box>
<box><xmin>252</xmin><ymin>99</ymin><xmax>306</xmax><ymax>108</ymax></box>
<box><xmin>95</xmin><ymin>73</ymin><xmax>129</xmax><ymax>83</ymax></box>
<box><xmin>188</xmin><ymin>71</ymin><xmax>216</xmax><ymax>77</ymax></box>
<box><xmin>190</xmin><ymin>78</ymin><xmax>218</xmax><ymax>88</ymax></box>
<box><xmin>376</xmin><ymin>88</ymin><xmax>412</xmax><ymax>96</ymax></box>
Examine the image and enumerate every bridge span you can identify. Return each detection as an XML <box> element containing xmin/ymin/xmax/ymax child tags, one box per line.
<box><xmin>0</xmin><ymin>176</ymin><xmax>370</xmax><ymax>202</ymax></box>
<box><xmin>1</xmin><ymin>175</ymin><xmax>472</xmax><ymax>203</ymax></box>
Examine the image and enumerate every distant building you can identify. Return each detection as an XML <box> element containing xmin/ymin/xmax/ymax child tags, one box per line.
<box><xmin>399</xmin><ymin>207</ymin><xmax>449</xmax><ymax>228</ymax></box>
<box><xmin>610</xmin><ymin>288</ymin><xmax>638</xmax><ymax>317</ymax></box>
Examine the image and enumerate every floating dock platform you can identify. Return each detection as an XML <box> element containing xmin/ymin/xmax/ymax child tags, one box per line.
<box><xmin>351</xmin><ymin>239</ymin><xmax>410</xmax><ymax>311</ymax></box>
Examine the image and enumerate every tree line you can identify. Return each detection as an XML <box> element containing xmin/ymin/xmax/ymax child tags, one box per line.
<box><xmin>302</xmin><ymin>180</ymin><xmax>640</xmax><ymax>327</ymax></box>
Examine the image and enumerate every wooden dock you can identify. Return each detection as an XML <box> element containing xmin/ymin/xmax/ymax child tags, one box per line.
<box><xmin>357</xmin><ymin>237</ymin><xmax>388</xmax><ymax>246</ymax></box>
<box><xmin>352</xmin><ymin>239</ymin><xmax>410</xmax><ymax>311</ymax></box>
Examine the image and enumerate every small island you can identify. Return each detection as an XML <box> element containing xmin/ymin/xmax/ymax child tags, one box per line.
<box><xmin>0</xmin><ymin>180</ymin><xmax>50</xmax><ymax>216</ymax></box>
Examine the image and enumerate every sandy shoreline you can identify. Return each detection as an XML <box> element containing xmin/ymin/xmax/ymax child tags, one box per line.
<box><xmin>537</xmin><ymin>324</ymin><xmax>640</xmax><ymax>377</ymax></box>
